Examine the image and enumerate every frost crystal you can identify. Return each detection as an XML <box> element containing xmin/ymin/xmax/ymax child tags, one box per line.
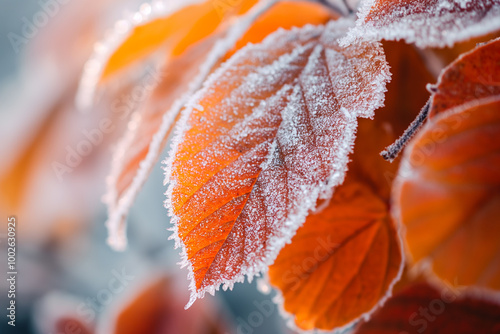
<box><xmin>342</xmin><ymin>0</ymin><xmax>500</xmax><ymax>48</ymax></box>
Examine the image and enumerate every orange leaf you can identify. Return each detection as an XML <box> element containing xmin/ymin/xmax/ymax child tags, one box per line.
<box><xmin>225</xmin><ymin>1</ymin><xmax>334</xmax><ymax>60</ymax></box>
<box><xmin>394</xmin><ymin>96</ymin><xmax>500</xmax><ymax>290</ymax></box>
<box><xmin>342</xmin><ymin>0</ymin><xmax>500</xmax><ymax>48</ymax></box>
<box><xmin>165</xmin><ymin>19</ymin><xmax>391</xmax><ymax>306</ymax></box>
<box><xmin>76</xmin><ymin>0</ymin><xmax>259</xmax><ymax>108</ymax></box>
<box><xmin>429</xmin><ymin>37</ymin><xmax>500</xmax><ymax>118</ymax></box>
<box><xmin>353</xmin><ymin>282</ymin><xmax>500</xmax><ymax>334</ymax></box>
<box><xmin>101</xmin><ymin>0</ymin><xmax>258</xmax><ymax>80</ymax></box>
<box><xmin>268</xmin><ymin>118</ymin><xmax>403</xmax><ymax>331</ymax></box>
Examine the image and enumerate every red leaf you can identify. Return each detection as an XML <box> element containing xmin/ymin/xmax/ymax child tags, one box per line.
<box><xmin>429</xmin><ymin>37</ymin><xmax>500</xmax><ymax>117</ymax></box>
<box><xmin>354</xmin><ymin>282</ymin><xmax>500</xmax><ymax>334</ymax></box>
<box><xmin>342</xmin><ymin>0</ymin><xmax>500</xmax><ymax>48</ymax></box>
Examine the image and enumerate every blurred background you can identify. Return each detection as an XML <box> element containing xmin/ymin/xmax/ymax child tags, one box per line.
<box><xmin>0</xmin><ymin>1</ymin><xmax>290</xmax><ymax>333</ymax></box>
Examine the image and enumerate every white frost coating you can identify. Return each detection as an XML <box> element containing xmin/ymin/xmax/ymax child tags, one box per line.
<box><xmin>164</xmin><ymin>18</ymin><xmax>390</xmax><ymax>308</ymax></box>
<box><xmin>104</xmin><ymin>0</ymin><xmax>280</xmax><ymax>251</ymax></box>
<box><xmin>341</xmin><ymin>0</ymin><xmax>500</xmax><ymax>48</ymax></box>
<box><xmin>75</xmin><ymin>0</ymin><xmax>204</xmax><ymax>110</ymax></box>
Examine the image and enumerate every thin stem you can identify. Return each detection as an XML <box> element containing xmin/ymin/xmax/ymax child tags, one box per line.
<box><xmin>314</xmin><ymin>0</ymin><xmax>350</xmax><ymax>17</ymax></box>
<box><xmin>381</xmin><ymin>100</ymin><xmax>431</xmax><ymax>162</ymax></box>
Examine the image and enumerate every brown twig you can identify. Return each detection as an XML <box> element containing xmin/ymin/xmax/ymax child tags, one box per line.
<box><xmin>381</xmin><ymin>100</ymin><xmax>431</xmax><ymax>162</ymax></box>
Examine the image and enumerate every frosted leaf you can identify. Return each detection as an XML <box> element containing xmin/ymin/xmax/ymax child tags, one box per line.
<box><xmin>341</xmin><ymin>0</ymin><xmax>500</xmax><ymax>48</ymax></box>
<box><xmin>104</xmin><ymin>0</ymin><xmax>280</xmax><ymax>251</ymax></box>
<box><xmin>164</xmin><ymin>18</ymin><xmax>390</xmax><ymax>307</ymax></box>
<box><xmin>76</xmin><ymin>0</ymin><xmax>202</xmax><ymax>109</ymax></box>
<box><xmin>103</xmin><ymin>38</ymin><xmax>213</xmax><ymax>251</ymax></box>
